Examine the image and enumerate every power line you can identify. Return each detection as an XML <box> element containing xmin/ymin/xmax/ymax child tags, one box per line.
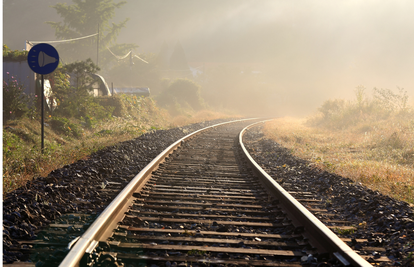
<box><xmin>106</xmin><ymin>46</ymin><xmax>131</xmax><ymax>60</ymax></box>
<box><xmin>28</xmin><ymin>32</ymin><xmax>98</xmax><ymax>45</ymax></box>
<box><xmin>106</xmin><ymin>46</ymin><xmax>148</xmax><ymax>64</ymax></box>
<box><xmin>132</xmin><ymin>54</ymin><xmax>149</xmax><ymax>64</ymax></box>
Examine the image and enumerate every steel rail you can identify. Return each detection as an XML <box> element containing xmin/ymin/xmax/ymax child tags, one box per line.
<box><xmin>59</xmin><ymin>118</ymin><xmax>257</xmax><ymax>267</ymax></box>
<box><xmin>239</xmin><ymin>121</ymin><xmax>372</xmax><ymax>267</ymax></box>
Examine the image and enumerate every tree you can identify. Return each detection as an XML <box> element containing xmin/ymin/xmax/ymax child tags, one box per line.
<box><xmin>47</xmin><ymin>0</ymin><xmax>136</xmax><ymax>66</ymax></box>
<box><xmin>156</xmin><ymin>78</ymin><xmax>203</xmax><ymax>113</ymax></box>
<box><xmin>106</xmin><ymin>52</ymin><xmax>163</xmax><ymax>95</ymax></box>
<box><xmin>49</xmin><ymin>59</ymin><xmax>100</xmax><ymax>118</ymax></box>
<box><xmin>169</xmin><ymin>42</ymin><xmax>192</xmax><ymax>79</ymax></box>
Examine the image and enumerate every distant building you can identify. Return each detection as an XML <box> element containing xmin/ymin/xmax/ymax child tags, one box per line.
<box><xmin>3</xmin><ymin>60</ymin><xmax>36</xmax><ymax>96</ymax></box>
<box><xmin>113</xmin><ymin>87</ymin><xmax>150</xmax><ymax>97</ymax></box>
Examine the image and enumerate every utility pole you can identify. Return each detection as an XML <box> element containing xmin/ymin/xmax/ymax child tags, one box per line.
<box><xmin>97</xmin><ymin>23</ymin><xmax>100</xmax><ymax>67</ymax></box>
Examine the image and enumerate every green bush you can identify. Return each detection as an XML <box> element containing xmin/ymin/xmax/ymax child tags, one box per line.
<box><xmin>3</xmin><ymin>44</ymin><xmax>28</xmax><ymax>62</ymax></box>
<box><xmin>97</xmin><ymin>95</ymin><xmax>125</xmax><ymax>117</ymax></box>
<box><xmin>3</xmin><ymin>73</ymin><xmax>33</xmax><ymax>122</ymax></box>
<box><xmin>50</xmin><ymin>117</ymin><xmax>82</xmax><ymax>138</ymax></box>
<box><xmin>50</xmin><ymin>59</ymin><xmax>101</xmax><ymax>119</ymax></box>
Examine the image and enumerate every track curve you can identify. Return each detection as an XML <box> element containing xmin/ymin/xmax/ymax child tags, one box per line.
<box><xmin>58</xmin><ymin>119</ymin><xmax>370</xmax><ymax>267</ymax></box>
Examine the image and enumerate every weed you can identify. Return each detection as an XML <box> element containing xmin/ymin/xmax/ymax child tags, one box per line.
<box><xmin>95</xmin><ymin>129</ymin><xmax>113</xmax><ymax>136</ymax></box>
<box><xmin>3</xmin><ymin>100</ymin><xmax>233</xmax><ymax>194</ymax></box>
<box><xmin>50</xmin><ymin>117</ymin><xmax>82</xmax><ymax>138</ymax></box>
<box><xmin>187</xmin><ymin>249</ymin><xmax>206</xmax><ymax>256</ymax></box>
<box><xmin>334</xmin><ymin>227</ymin><xmax>356</xmax><ymax>235</ymax></box>
<box><xmin>263</xmin><ymin>116</ymin><xmax>414</xmax><ymax>204</ymax></box>
<box><xmin>3</xmin><ymin>72</ymin><xmax>33</xmax><ymax>121</ymax></box>
<box><xmin>182</xmin><ymin>230</ymin><xmax>195</xmax><ymax>237</ymax></box>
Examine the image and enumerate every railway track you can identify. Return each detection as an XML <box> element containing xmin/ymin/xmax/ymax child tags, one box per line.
<box><xmin>9</xmin><ymin>119</ymin><xmax>380</xmax><ymax>266</ymax></box>
<box><xmin>45</xmin><ymin>119</ymin><xmax>370</xmax><ymax>267</ymax></box>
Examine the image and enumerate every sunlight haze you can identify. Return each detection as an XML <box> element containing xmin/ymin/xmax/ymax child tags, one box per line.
<box><xmin>4</xmin><ymin>0</ymin><xmax>414</xmax><ymax>115</ymax></box>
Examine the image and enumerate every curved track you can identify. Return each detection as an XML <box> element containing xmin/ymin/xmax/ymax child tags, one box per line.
<box><xmin>58</xmin><ymin>119</ymin><xmax>370</xmax><ymax>267</ymax></box>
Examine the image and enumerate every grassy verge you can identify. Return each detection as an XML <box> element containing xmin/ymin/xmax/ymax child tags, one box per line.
<box><xmin>3</xmin><ymin>96</ymin><xmax>235</xmax><ymax>194</ymax></box>
<box><xmin>263</xmin><ymin>116</ymin><xmax>414</xmax><ymax>204</ymax></box>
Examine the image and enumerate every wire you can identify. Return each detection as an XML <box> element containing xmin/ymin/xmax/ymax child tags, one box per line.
<box><xmin>160</xmin><ymin>66</ymin><xmax>203</xmax><ymax>71</ymax></box>
<box><xmin>133</xmin><ymin>54</ymin><xmax>148</xmax><ymax>64</ymax></box>
<box><xmin>28</xmin><ymin>33</ymin><xmax>98</xmax><ymax>44</ymax></box>
<box><xmin>106</xmin><ymin>46</ymin><xmax>149</xmax><ymax>64</ymax></box>
<box><xmin>106</xmin><ymin>46</ymin><xmax>131</xmax><ymax>60</ymax></box>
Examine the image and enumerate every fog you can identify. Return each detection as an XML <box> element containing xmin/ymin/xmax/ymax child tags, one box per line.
<box><xmin>4</xmin><ymin>0</ymin><xmax>414</xmax><ymax>116</ymax></box>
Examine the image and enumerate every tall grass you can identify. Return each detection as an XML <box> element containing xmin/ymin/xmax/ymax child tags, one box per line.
<box><xmin>3</xmin><ymin>95</ymin><xmax>233</xmax><ymax>194</ymax></box>
<box><xmin>263</xmin><ymin>87</ymin><xmax>414</xmax><ymax>204</ymax></box>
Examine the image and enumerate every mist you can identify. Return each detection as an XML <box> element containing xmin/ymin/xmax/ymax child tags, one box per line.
<box><xmin>4</xmin><ymin>0</ymin><xmax>414</xmax><ymax>116</ymax></box>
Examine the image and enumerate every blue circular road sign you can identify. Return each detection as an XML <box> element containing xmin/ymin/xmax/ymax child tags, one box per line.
<box><xmin>27</xmin><ymin>43</ymin><xmax>60</xmax><ymax>75</ymax></box>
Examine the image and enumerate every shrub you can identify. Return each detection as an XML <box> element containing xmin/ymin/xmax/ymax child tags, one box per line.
<box><xmin>156</xmin><ymin>78</ymin><xmax>204</xmax><ymax>114</ymax></box>
<box><xmin>373</xmin><ymin>87</ymin><xmax>408</xmax><ymax>112</ymax></box>
<box><xmin>3</xmin><ymin>73</ymin><xmax>33</xmax><ymax>122</ymax></box>
<box><xmin>3</xmin><ymin>44</ymin><xmax>28</xmax><ymax>61</ymax></box>
<box><xmin>318</xmin><ymin>99</ymin><xmax>347</xmax><ymax>120</ymax></box>
<box><xmin>309</xmin><ymin>87</ymin><xmax>412</xmax><ymax>130</ymax></box>
<box><xmin>50</xmin><ymin>117</ymin><xmax>82</xmax><ymax>138</ymax></box>
<box><xmin>50</xmin><ymin>59</ymin><xmax>101</xmax><ymax>119</ymax></box>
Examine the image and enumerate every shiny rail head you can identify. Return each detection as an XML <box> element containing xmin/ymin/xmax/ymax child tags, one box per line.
<box><xmin>238</xmin><ymin>120</ymin><xmax>372</xmax><ymax>267</ymax></box>
<box><xmin>59</xmin><ymin>118</ymin><xmax>260</xmax><ymax>267</ymax></box>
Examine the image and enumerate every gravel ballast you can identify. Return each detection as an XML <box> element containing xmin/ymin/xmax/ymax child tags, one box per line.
<box><xmin>243</xmin><ymin>126</ymin><xmax>414</xmax><ymax>266</ymax></box>
<box><xmin>3</xmin><ymin>120</ymin><xmax>414</xmax><ymax>266</ymax></box>
<box><xmin>3</xmin><ymin>120</ymin><xmax>229</xmax><ymax>264</ymax></box>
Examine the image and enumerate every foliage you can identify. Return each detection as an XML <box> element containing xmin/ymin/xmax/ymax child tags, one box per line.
<box><xmin>334</xmin><ymin>228</ymin><xmax>356</xmax><ymax>235</ymax></box>
<box><xmin>81</xmin><ymin>99</ymin><xmax>115</xmax><ymax>128</ymax></box>
<box><xmin>47</xmin><ymin>0</ymin><xmax>136</xmax><ymax>64</ymax></box>
<box><xmin>156</xmin><ymin>78</ymin><xmax>204</xmax><ymax>114</ymax></box>
<box><xmin>187</xmin><ymin>249</ymin><xmax>206</xmax><ymax>256</ymax></box>
<box><xmin>317</xmin><ymin>99</ymin><xmax>347</xmax><ymax>120</ymax></box>
<box><xmin>62</xmin><ymin>58</ymin><xmax>100</xmax><ymax>92</ymax></box>
<box><xmin>373</xmin><ymin>87</ymin><xmax>409</xmax><ymax>112</ymax></box>
<box><xmin>2</xmin><ymin>95</ymin><xmax>172</xmax><ymax>193</ymax></box>
<box><xmin>50</xmin><ymin>117</ymin><xmax>83</xmax><ymax>138</ymax></box>
<box><xmin>47</xmin><ymin>68</ymin><xmax>74</xmax><ymax>117</ymax></box>
<box><xmin>169</xmin><ymin>42</ymin><xmax>191</xmax><ymax>77</ymax></box>
<box><xmin>264</xmin><ymin>117</ymin><xmax>414</xmax><ymax>204</ymax></box>
<box><xmin>3</xmin><ymin>73</ymin><xmax>34</xmax><ymax>121</ymax></box>
<box><xmin>96</xmin><ymin>95</ymin><xmax>125</xmax><ymax>117</ymax></box>
<box><xmin>106</xmin><ymin>52</ymin><xmax>163</xmax><ymax>95</ymax></box>
<box><xmin>49</xmin><ymin>59</ymin><xmax>110</xmax><ymax>120</ymax></box>
<box><xmin>3</xmin><ymin>44</ymin><xmax>28</xmax><ymax>61</ymax></box>
<box><xmin>354</xmin><ymin>85</ymin><xmax>366</xmax><ymax>109</ymax></box>
<box><xmin>309</xmin><ymin>87</ymin><xmax>413</xmax><ymax>130</ymax></box>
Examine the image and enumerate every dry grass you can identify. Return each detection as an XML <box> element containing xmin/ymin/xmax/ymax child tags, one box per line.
<box><xmin>263</xmin><ymin>117</ymin><xmax>414</xmax><ymax>204</ymax></box>
<box><xmin>3</xmin><ymin>98</ymin><xmax>234</xmax><ymax>194</ymax></box>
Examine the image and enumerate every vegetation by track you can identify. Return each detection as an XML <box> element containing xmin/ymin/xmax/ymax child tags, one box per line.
<box><xmin>263</xmin><ymin>87</ymin><xmax>414</xmax><ymax>204</ymax></box>
<box><xmin>2</xmin><ymin>96</ymin><xmax>235</xmax><ymax>194</ymax></box>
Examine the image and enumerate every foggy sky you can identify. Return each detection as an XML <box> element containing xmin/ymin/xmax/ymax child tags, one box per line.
<box><xmin>116</xmin><ymin>1</ymin><xmax>414</xmax><ymax>100</ymax></box>
<box><xmin>4</xmin><ymin>0</ymin><xmax>414</xmax><ymax>114</ymax></box>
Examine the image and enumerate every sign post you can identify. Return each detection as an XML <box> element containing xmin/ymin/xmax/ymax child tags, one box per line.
<box><xmin>27</xmin><ymin>43</ymin><xmax>59</xmax><ymax>153</ymax></box>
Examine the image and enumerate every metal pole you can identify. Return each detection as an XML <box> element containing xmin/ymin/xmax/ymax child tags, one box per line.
<box><xmin>97</xmin><ymin>23</ymin><xmax>100</xmax><ymax>67</ymax></box>
<box><xmin>41</xmin><ymin>75</ymin><xmax>44</xmax><ymax>153</ymax></box>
